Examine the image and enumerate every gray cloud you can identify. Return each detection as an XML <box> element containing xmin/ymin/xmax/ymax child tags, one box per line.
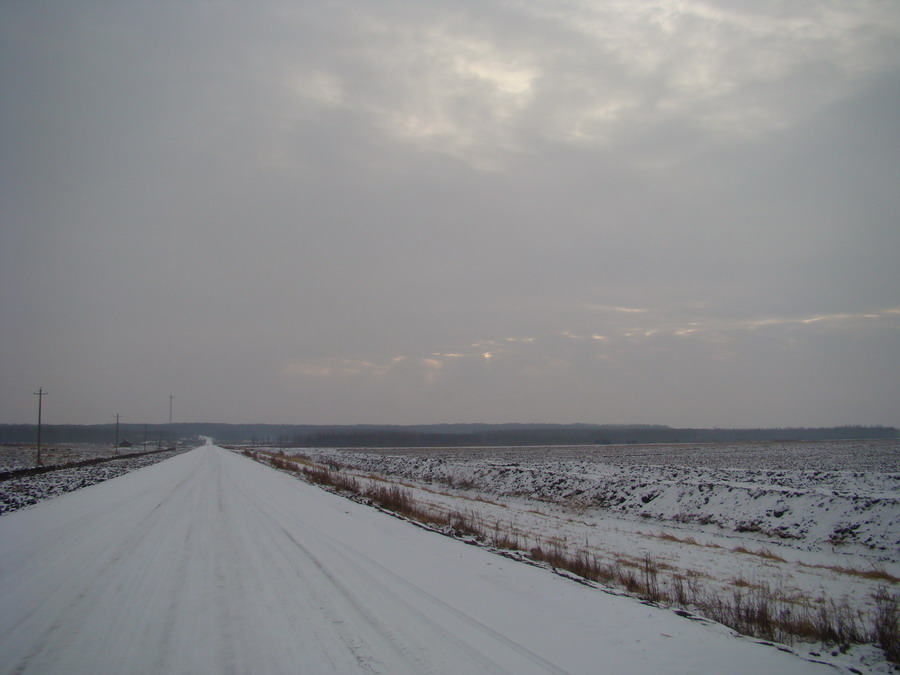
<box><xmin>2</xmin><ymin>0</ymin><xmax>898</xmax><ymax>427</ymax></box>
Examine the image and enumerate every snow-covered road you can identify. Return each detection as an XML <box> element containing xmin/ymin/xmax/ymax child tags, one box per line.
<box><xmin>0</xmin><ymin>444</ymin><xmax>832</xmax><ymax>674</ymax></box>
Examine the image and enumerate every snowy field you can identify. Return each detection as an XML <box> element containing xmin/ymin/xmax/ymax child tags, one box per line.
<box><xmin>0</xmin><ymin>445</ymin><xmax>190</xmax><ymax>514</ymax></box>
<box><xmin>295</xmin><ymin>440</ymin><xmax>900</xmax><ymax>552</ymax></box>
<box><xmin>275</xmin><ymin>439</ymin><xmax>899</xmax><ymax>671</ymax></box>
<box><xmin>0</xmin><ymin>443</ymin><xmax>175</xmax><ymax>472</ymax></box>
<box><xmin>0</xmin><ymin>443</ymin><xmax>847</xmax><ymax>674</ymax></box>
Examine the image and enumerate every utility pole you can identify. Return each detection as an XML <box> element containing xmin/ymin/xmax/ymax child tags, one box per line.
<box><xmin>34</xmin><ymin>388</ymin><xmax>47</xmax><ymax>466</ymax></box>
<box><xmin>115</xmin><ymin>414</ymin><xmax>120</xmax><ymax>455</ymax></box>
<box><xmin>169</xmin><ymin>395</ymin><xmax>174</xmax><ymax>449</ymax></box>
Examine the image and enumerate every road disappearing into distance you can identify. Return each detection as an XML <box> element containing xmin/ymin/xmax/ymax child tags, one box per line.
<box><xmin>0</xmin><ymin>444</ymin><xmax>831</xmax><ymax>674</ymax></box>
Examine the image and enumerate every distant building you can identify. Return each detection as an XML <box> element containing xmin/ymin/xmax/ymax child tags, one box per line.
<box><xmin>118</xmin><ymin>439</ymin><xmax>133</xmax><ymax>448</ymax></box>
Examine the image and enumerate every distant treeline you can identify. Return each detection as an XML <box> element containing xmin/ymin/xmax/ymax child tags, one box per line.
<box><xmin>1</xmin><ymin>422</ymin><xmax>896</xmax><ymax>446</ymax></box>
<box><xmin>277</xmin><ymin>424</ymin><xmax>898</xmax><ymax>447</ymax></box>
<box><xmin>0</xmin><ymin>424</ymin><xmax>177</xmax><ymax>446</ymax></box>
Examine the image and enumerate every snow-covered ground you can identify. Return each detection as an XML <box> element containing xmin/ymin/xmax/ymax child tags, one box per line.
<box><xmin>294</xmin><ymin>440</ymin><xmax>900</xmax><ymax>553</ymax></box>
<box><xmin>0</xmin><ymin>446</ymin><xmax>190</xmax><ymax>514</ymax></box>
<box><xmin>0</xmin><ymin>443</ymin><xmax>846</xmax><ymax>674</ymax></box>
<box><xmin>0</xmin><ymin>443</ymin><xmax>185</xmax><ymax>472</ymax></box>
<box><xmin>279</xmin><ymin>440</ymin><xmax>899</xmax><ymax>671</ymax></box>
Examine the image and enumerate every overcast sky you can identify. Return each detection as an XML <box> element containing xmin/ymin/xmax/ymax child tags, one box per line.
<box><xmin>2</xmin><ymin>0</ymin><xmax>899</xmax><ymax>428</ymax></box>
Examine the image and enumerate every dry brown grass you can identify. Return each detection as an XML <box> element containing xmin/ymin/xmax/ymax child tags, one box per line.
<box><xmin>732</xmin><ymin>546</ymin><xmax>787</xmax><ymax>563</ymax></box>
<box><xmin>872</xmin><ymin>586</ymin><xmax>900</xmax><ymax>663</ymax></box>
<box><xmin>645</xmin><ymin>530</ymin><xmax>725</xmax><ymax>549</ymax></box>
<box><xmin>755</xmin><ymin>548</ymin><xmax>787</xmax><ymax>563</ymax></box>
<box><xmin>798</xmin><ymin>561</ymin><xmax>900</xmax><ymax>584</ymax></box>
<box><xmin>656</xmin><ymin>531</ymin><xmax>699</xmax><ymax>545</ymax></box>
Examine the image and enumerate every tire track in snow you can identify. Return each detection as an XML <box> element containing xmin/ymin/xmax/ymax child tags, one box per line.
<box><xmin>229</xmin><ymin>471</ymin><xmax>568</xmax><ymax>674</ymax></box>
<box><xmin>225</xmin><ymin>472</ymin><xmax>440</xmax><ymax>674</ymax></box>
<box><xmin>5</xmin><ymin>458</ymin><xmax>203</xmax><ymax>674</ymax></box>
<box><xmin>212</xmin><ymin>452</ymin><xmax>412</xmax><ymax>673</ymax></box>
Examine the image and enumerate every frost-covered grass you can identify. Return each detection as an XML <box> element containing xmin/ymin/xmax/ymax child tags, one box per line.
<box><xmin>249</xmin><ymin>441</ymin><xmax>900</xmax><ymax>671</ymax></box>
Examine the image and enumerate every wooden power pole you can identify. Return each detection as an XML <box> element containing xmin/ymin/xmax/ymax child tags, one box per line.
<box><xmin>34</xmin><ymin>388</ymin><xmax>47</xmax><ymax>466</ymax></box>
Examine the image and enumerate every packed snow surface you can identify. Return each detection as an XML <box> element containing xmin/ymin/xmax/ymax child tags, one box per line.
<box><xmin>0</xmin><ymin>443</ymin><xmax>834</xmax><ymax>674</ymax></box>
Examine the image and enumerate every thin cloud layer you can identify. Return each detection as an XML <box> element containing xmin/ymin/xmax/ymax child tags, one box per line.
<box><xmin>1</xmin><ymin>0</ymin><xmax>898</xmax><ymax>427</ymax></box>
